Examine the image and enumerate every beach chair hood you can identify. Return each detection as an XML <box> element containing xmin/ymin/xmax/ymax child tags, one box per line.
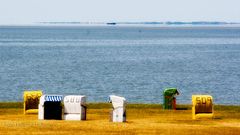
<box><xmin>109</xmin><ymin>95</ymin><xmax>126</xmax><ymax>108</ymax></box>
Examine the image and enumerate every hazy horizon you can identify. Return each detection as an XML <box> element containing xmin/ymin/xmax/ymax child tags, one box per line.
<box><xmin>0</xmin><ymin>0</ymin><xmax>240</xmax><ymax>25</ymax></box>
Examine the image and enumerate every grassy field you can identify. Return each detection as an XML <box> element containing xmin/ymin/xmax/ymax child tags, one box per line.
<box><xmin>0</xmin><ymin>102</ymin><xmax>240</xmax><ymax>135</ymax></box>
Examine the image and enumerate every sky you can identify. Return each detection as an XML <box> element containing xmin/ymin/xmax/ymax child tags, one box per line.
<box><xmin>0</xmin><ymin>0</ymin><xmax>240</xmax><ymax>25</ymax></box>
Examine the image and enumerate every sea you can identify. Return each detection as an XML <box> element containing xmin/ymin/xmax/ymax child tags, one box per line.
<box><xmin>0</xmin><ymin>25</ymin><xmax>240</xmax><ymax>105</ymax></box>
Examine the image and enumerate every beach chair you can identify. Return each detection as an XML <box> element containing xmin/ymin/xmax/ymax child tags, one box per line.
<box><xmin>109</xmin><ymin>95</ymin><xmax>126</xmax><ymax>122</ymax></box>
<box><xmin>38</xmin><ymin>95</ymin><xmax>63</xmax><ymax>120</ymax></box>
<box><xmin>63</xmin><ymin>95</ymin><xmax>87</xmax><ymax>120</ymax></box>
<box><xmin>192</xmin><ymin>95</ymin><xmax>214</xmax><ymax>119</ymax></box>
<box><xmin>163</xmin><ymin>88</ymin><xmax>179</xmax><ymax>110</ymax></box>
<box><xmin>23</xmin><ymin>90</ymin><xmax>42</xmax><ymax>114</ymax></box>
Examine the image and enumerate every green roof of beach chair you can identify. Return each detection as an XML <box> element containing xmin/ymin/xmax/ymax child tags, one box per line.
<box><xmin>163</xmin><ymin>88</ymin><xmax>179</xmax><ymax>96</ymax></box>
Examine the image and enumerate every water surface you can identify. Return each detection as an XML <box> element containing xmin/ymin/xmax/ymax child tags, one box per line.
<box><xmin>0</xmin><ymin>26</ymin><xmax>240</xmax><ymax>104</ymax></box>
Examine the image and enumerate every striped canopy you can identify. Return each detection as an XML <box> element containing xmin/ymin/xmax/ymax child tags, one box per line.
<box><xmin>44</xmin><ymin>95</ymin><xmax>63</xmax><ymax>102</ymax></box>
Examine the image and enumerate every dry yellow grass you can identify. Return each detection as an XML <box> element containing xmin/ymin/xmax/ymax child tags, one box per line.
<box><xmin>0</xmin><ymin>103</ymin><xmax>240</xmax><ymax>135</ymax></box>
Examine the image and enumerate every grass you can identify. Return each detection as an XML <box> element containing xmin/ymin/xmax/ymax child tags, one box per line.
<box><xmin>0</xmin><ymin>102</ymin><xmax>240</xmax><ymax>135</ymax></box>
<box><xmin>0</xmin><ymin>102</ymin><xmax>23</xmax><ymax>109</ymax></box>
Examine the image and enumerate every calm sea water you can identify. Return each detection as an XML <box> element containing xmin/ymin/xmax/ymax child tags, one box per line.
<box><xmin>0</xmin><ymin>26</ymin><xmax>240</xmax><ymax>105</ymax></box>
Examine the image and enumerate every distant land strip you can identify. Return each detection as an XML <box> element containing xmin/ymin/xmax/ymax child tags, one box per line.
<box><xmin>38</xmin><ymin>21</ymin><xmax>240</xmax><ymax>25</ymax></box>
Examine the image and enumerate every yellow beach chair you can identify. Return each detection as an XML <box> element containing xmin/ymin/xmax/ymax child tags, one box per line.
<box><xmin>192</xmin><ymin>95</ymin><xmax>214</xmax><ymax>119</ymax></box>
<box><xmin>23</xmin><ymin>90</ymin><xmax>42</xmax><ymax>114</ymax></box>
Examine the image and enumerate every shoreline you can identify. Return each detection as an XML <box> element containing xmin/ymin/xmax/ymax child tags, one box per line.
<box><xmin>1</xmin><ymin>24</ymin><xmax>240</xmax><ymax>28</ymax></box>
<box><xmin>1</xmin><ymin>102</ymin><xmax>239</xmax><ymax>109</ymax></box>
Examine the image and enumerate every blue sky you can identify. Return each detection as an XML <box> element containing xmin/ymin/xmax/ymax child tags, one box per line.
<box><xmin>0</xmin><ymin>0</ymin><xmax>240</xmax><ymax>24</ymax></box>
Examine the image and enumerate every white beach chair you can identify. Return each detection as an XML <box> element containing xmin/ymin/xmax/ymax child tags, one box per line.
<box><xmin>109</xmin><ymin>95</ymin><xmax>126</xmax><ymax>122</ymax></box>
<box><xmin>63</xmin><ymin>95</ymin><xmax>87</xmax><ymax>120</ymax></box>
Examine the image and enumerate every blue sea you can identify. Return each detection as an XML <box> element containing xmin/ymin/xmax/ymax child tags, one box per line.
<box><xmin>0</xmin><ymin>26</ymin><xmax>240</xmax><ymax>105</ymax></box>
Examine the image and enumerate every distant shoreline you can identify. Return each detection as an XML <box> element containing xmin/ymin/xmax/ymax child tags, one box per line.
<box><xmin>1</xmin><ymin>24</ymin><xmax>240</xmax><ymax>28</ymax></box>
<box><xmin>37</xmin><ymin>21</ymin><xmax>240</xmax><ymax>27</ymax></box>
<box><xmin>39</xmin><ymin>21</ymin><xmax>240</xmax><ymax>25</ymax></box>
<box><xmin>1</xmin><ymin>21</ymin><xmax>240</xmax><ymax>27</ymax></box>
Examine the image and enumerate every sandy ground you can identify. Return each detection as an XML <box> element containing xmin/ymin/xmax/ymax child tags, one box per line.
<box><xmin>0</xmin><ymin>104</ymin><xmax>240</xmax><ymax>135</ymax></box>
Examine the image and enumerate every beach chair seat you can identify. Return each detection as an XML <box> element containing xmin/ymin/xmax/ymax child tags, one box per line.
<box><xmin>109</xmin><ymin>95</ymin><xmax>126</xmax><ymax>122</ymax></box>
<box><xmin>38</xmin><ymin>95</ymin><xmax>63</xmax><ymax>120</ymax></box>
<box><xmin>63</xmin><ymin>95</ymin><xmax>87</xmax><ymax>120</ymax></box>
<box><xmin>163</xmin><ymin>88</ymin><xmax>179</xmax><ymax>110</ymax></box>
<box><xmin>23</xmin><ymin>90</ymin><xmax>42</xmax><ymax>114</ymax></box>
<box><xmin>192</xmin><ymin>95</ymin><xmax>214</xmax><ymax>119</ymax></box>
